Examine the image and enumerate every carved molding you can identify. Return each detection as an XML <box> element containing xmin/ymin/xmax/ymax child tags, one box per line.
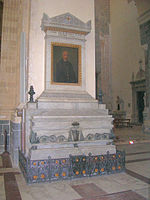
<box><xmin>45</xmin><ymin>30</ymin><xmax>86</xmax><ymax>41</ymax></box>
<box><xmin>41</xmin><ymin>12</ymin><xmax>91</xmax><ymax>35</ymax></box>
<box><xmin>30</xmin><ymin>131</ymin><xmax>110</xmax><ymax>144</ymax></box>
<box><xmin>138</xmin><ymin>9</ymin><xmax>150</xmax><ymax>25</ymax></box>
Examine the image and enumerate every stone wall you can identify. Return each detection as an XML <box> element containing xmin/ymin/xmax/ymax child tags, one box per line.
<box><xmin>0</xmin><ymin>120</ymin><xmax>10</xmax><ymax>153</ymax></box>
<box><xmin>110</xmin><ymin>0</ymin><xmax>145</xmax><ymax>117</ymax></box>
<box><xmin>0</xmin><ymin>0</ymin><xmax>23</xmax><ymax>119</ymax></box>
<box><xmin>135</xmin><ymin>0</ymin><xmax>150</xmax><ymax>16</ymax></box>
<box><xmin>0</xmin><ymin>0</ymin><xmax>29</xmax><ymax>163</ymax></box>
<box><xmin>0</xmin><ymin>119</ymin><xmax>21</xmax><ymax>164</ymax></box>
<box><xmin>28</xmin><ymin>0</ymin><xmax>95</xmax><ymax>98</ymax></box>
<box><xmin>10</xmin><ymin>121</ymin><xmax>21</xmax><ymax>167</ymax></box>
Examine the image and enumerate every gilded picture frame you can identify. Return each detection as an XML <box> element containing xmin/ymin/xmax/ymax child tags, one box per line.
<box><xmin>51</xmin><ymin>42</ymin><xmax>82</xmax><ymax>86</ymax></box>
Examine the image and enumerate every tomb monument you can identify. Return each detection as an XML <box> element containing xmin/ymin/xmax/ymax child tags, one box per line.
<box><xmin>19</xmin><ymin>13</ymin><xmax>125</xmax><ymax>183</ymax></box>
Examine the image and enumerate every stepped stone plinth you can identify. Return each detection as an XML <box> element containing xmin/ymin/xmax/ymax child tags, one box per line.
<box><xmin>25</xmin><ymin>90</ymin><xmax>115</xmax><ymax>159</ymax></box>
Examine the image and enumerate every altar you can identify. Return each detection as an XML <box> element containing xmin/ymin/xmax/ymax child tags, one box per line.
<box><xmin>19</xmin><ymin>12</ymin><xmax>125</xmax><ymax>184</ymax></box>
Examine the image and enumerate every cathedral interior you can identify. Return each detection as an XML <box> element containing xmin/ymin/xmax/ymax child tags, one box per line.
<box><xmin>0</xmin><ymin>0</ymin><xmax>150</xmax><ymax>200</ymax></box>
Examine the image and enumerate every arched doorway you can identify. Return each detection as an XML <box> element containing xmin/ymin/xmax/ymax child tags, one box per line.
<box><xmin>130</xmin><ymin>63</ymin><xmax>146</xmax><ymax>124</ymax></box>
<box><xmin>137</xmin><ymin>91</ymin><xmax>145</xmax><ymax>123</ymax></box>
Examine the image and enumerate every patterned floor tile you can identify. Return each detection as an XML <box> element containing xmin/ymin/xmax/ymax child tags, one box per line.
<box><xmin>1</xmin><ymin>152</ymin><xmax>12</xmax><ymax>168</ymax></box>
<box><xmin>72</xmin><ymin>183</ymin><xmax>107</xmax><ymax>199</ymax></box>
<box><xmin>0</xmin><ymin>149</ymin><xmax>149</xmax><ymax>200</ymax></box>
<box><xmin>75</xmin><ymin>190</ymin><xmax>148</xmax><ymax>200</ymax></box>
<box><xmin>75</xmin><ymin>197</ymin><xmax>110</xmax><ymax>200</ymax></box>
<box><xmin>107</xmin><ymin>190</ymin><xmax>148</xmax><ymax>200</ymax></box>
<box><xmin>126</xmin><ymin>168</ymin><xmax>150</xmax><ymax>184</ymax></box>
<box><xmin>4</xmin><ymin>172</ymin><xmax>22</xmax><ymax>200</ymax></box>
<box><xmin>134</xmin><ymin>187</ymin><xmax>150</xmax><ymax>199</ymax></box>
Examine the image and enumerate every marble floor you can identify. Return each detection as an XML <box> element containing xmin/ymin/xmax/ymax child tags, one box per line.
<box><xmin>114</xmin><ymin>126</ymin><xmax>150</xmax><ymax>144</ymax></box>
<box><xmin>0</xmin><ymin>142</ymin><xmax>150</xmax><ymax>200</ymax></box>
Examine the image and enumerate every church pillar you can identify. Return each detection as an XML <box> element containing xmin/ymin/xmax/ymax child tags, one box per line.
<box><xmin>146</xmin><ymin>43</ymin><xmax>150</xmax><ymax>107</ymax></box>
<box><xmin>0</xmin><ymin>0</ymin><xmax>30</xmax><ymax>161</ymax></box>
<box><xmin>95</xmin><ymin>0</ymin><xmax>113</xmax><ymax>111</ymax></box>
<box><xmin>0</xmin><ymin>0</ymin><xmax>24</xmax><ymax>154</ymax></box>
<box><xmin>142</xmin><ymin>42</ymin><xmax>150</xmax><ymax>133</ymax></box>
<box><xmin>0</xmin><ymin>0</ymin><xmax>23</xmax><ymax>119</ymax></box>
<box><xmin>138</xmin><ymin>12</ymin><xmax>150</xmax><ymax>133</ymax></box>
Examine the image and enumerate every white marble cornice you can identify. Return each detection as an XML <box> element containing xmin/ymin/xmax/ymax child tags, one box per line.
<box><xmin>138</xmin><ymin>9</ymin><xmax>150</xmax><ymax>24</ymax></box>
<box><xmin>45</xmin><ymin>30</ymin><xmax>86</xmax><ymax>42</ymax></box>
<box><xmin>41</xmin><ymin>13</ymin><xmax>91</xmax><ymax>35</ymax></box>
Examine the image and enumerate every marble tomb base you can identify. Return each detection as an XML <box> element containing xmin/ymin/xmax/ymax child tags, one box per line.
<box><xmin>19</xmin><ymin>90</ymin><xmax>125</xmax><ymax>183</ymax></box>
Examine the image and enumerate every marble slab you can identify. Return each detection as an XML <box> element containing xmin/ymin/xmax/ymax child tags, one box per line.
<box><xmin>30</xmin><ymin>143</ymin><xmax>116</xmax><ymax>160</ymax></box>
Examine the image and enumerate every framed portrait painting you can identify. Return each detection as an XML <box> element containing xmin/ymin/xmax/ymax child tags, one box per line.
<box><xmin>51</xmin><ymin>43</ymin><xmax>81</xmax><ymax>85</ymax></box>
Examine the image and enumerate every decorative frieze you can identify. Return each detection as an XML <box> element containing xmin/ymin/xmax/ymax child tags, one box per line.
<box><xmin>19</xmin><ymin>150</ymin><xmax>125</xmax><ymax>184</ymax></box>
<box><xmin>30</xmin><ymin>131</ymin><xmax>111</xmax><ymax>144</ymax></box>
<box><xmin>45</xmin><ymin>30</ymin><xmax>86</xmax><ymax>41</ymax></box>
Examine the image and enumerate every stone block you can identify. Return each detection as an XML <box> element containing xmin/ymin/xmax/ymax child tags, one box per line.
<box><xmin>27</xmin><ymin>102</ymin><xmax>37</xmax><ymax>109</ymax></box>
<box><xmin>0</xmin><ymin>134</ymin><xmax>4</xmax><ymax>145</ymax></box>
<box><xmin>0</xmin><ymin>125</ymin><xmax>2</xmax><ymax>133</ymax></box>
<box><xmin>12</xmin><ymin>123</ymin><xmax>21</xmax><ymax>131</ymax></box>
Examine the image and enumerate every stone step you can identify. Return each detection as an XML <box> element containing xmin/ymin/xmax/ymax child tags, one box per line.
<box><xmin>30</xmin><ymin>108</ymin><xmax>109</xmax><ymax>117</ymax></box>
<box><xmin>32</xmin><ymin>119</ymin><xmax>112</xmax><ymax>127</ymax></box>
<box><xmin>32</xmin><ymin>113</ymin><xmax>112</xmax><ymax>128</ymax></box>
<box><xmin>31</xmin><ymin>115</ymin><xmax>113</xmax><ymax>138</ymax></box>
<box><xmin>33</xmin><ymin>140</ymin><xmax>113</xmax><ymax>149</ymax></box>
<box><xmin>30</xmin><ymin>141</ymin><xmax>116</xmax><ymax>160</ymax></box>
<box><xmin>38</xmin><ymin>89</ymin><xmax>97</xmax><ymax>101</ymax></box>
<box><xmin>32</xmin><ymin>119</ymin><xmax>112</xmax><ymax>130</ymax></box>
<box><xmin>36</xmin><ymin>90</ymin><xmax>104</xmax><ymax>110</ymax></box>
<box><xmin>37</xmin><ymin>101</ymin><xmax>106</xmax><ymax>110</ymax></box>
<box><xmin>32</xmin><ymin>115</ymin><xmax>112</xmax><ymax>121</ymax></box>
<box><xmin>30</xmin><ymin>108</ymin><xmax>113</xmax><ymax>138</ymax></box>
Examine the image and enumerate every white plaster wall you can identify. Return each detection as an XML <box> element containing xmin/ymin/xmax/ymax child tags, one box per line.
<box><xmin>110</xmin><ymin>0</ymin><xmax>145</xmax><ymax>117</ymax></box>
<box><xmin>28</xmin><ymin>0</ymin><xmax>95</xmax><ymax>99</ymax></box>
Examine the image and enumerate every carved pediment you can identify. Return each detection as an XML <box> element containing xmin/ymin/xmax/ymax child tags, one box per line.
<box><xmin>41</xmin><ymin>12</ymin><xmax>91</xmax><ymax>35</ymax></box>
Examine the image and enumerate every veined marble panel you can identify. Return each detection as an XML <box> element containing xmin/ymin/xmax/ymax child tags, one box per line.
<box><xmin>0</xmin><ymin>175</ymin><xmax>6</xmax><ymax>200</ymax></box>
